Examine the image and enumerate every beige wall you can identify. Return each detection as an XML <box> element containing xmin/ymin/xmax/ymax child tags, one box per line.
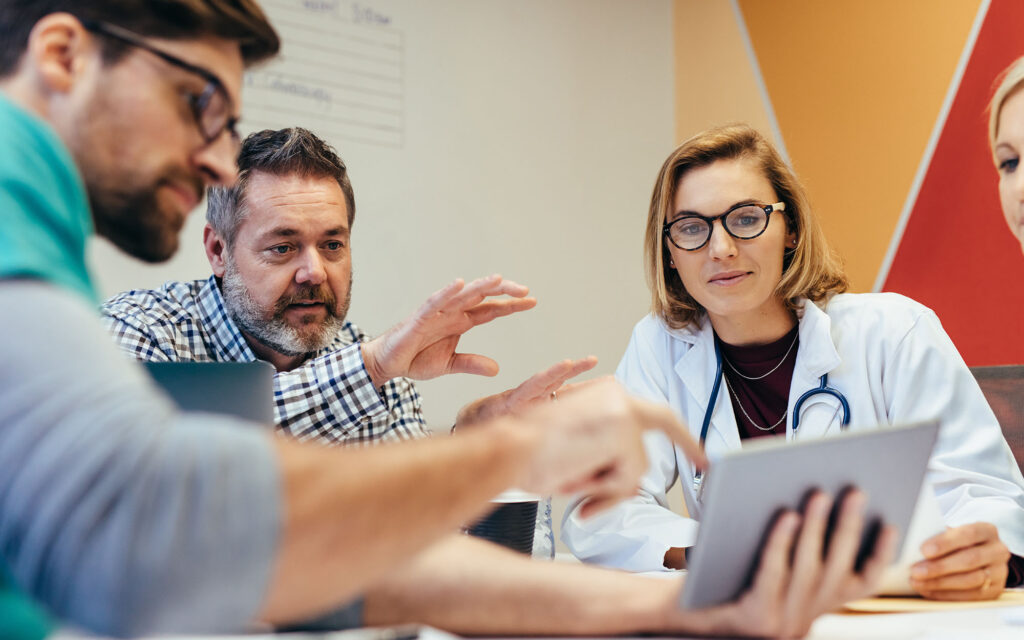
<box><xmin>87</xmin><ymin>0</ymin><xmax>677</xmax><ymax>555</ymax></box>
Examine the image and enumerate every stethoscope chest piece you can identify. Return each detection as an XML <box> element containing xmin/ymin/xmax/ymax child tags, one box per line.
<box><xmin>691</xmin><ymin>342</ymin><xmax>852</xmax><ymax>498</ymax></box>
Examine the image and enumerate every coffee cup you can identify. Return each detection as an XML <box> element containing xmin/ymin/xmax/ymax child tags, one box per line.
<box><xmin>465</xmin><ymin>489</ymin><xmax>539</xmax><ymax>555</ymax></box>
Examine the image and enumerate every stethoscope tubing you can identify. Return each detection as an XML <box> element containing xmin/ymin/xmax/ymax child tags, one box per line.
<box><xmin>691</xmin><ymin>342</ymin><xmax>852</xmax><ymax>494</ymax></box>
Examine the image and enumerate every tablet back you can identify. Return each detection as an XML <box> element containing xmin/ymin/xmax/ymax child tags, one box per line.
<box><xmin>679</xmin><ymin>421</ymin><xmax>939</xmax><ymax>609</ymax></box>
<box><xmin>144</xmin><ymin>361</ymin><xmax>275</xmax><ymax>426</ymax></box>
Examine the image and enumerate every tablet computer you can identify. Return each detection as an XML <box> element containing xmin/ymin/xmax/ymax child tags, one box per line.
<box><xmin>144</xmin><ymin>361</ymin><xmax>275</xmax><ymax>426</ymax></box>
<box><xmin>679</xmin><ymin>421</ymin><xmax>940</xmax><ymax>609</ymax></box>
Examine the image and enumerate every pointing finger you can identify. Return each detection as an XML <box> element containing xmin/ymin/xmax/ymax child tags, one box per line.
<box><xmin>632</xmin><ymin>398</ymin><xmax>707</xmax><ymax>470</ymax></box>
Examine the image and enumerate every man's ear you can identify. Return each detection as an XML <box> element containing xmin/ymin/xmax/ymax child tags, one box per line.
<box><xmin>26</xmin><ymin>13</ymin><xmax>96</xmax><ymax>95</ymax></box>
<box><xmin>204</xmin><ymin>224</ymin><xmax>229</xmax><ymax>277</ymax></box>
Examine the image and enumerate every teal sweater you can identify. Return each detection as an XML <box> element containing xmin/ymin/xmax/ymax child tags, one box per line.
<box><xmin>0</xmin><ymin>92</ymin><xmax>95</xmax><ymax>301</ymax></box>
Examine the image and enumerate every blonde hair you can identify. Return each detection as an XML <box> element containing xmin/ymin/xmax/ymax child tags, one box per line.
<box><xmin>989</xmin><ymin>55</ymin><xmax>1024</xmax><ymax>149</ymax></box>
<box><xmin>644</xmin><ymin>124</ymin><xmax>848</xmax><ymax>329</ymax></box>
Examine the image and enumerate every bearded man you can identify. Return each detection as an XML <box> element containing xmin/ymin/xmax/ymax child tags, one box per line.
<box><xmin>102</xmin><ymin>127</ymin><xmax>596</xmax><ymax>446</ymax></box>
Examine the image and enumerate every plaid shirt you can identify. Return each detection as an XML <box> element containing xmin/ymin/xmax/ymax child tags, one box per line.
<box><xmin>100</xmin><ymin>275</ymin><xmax>428</xmax><ymax>445</ymax></box>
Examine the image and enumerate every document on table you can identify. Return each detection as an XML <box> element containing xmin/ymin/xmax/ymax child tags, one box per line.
<box><xmin>844</xmin><ymin>589</ymin><xmax>1024</xmax><ymax>613</ymax></box>
<box><xmin>877</xmin><ymin>481</ymin><xmax>946</xmax><ymax>596</ymax></box>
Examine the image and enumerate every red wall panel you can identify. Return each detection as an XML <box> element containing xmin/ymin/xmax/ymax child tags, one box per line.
<box><xmin>883</xmin><ymin>0</ymin><xmax>1024</xmax><ymax>366</ymax></box>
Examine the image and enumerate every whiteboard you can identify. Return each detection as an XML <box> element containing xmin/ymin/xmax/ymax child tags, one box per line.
<box><xmin>88</xmin><ymin>0</ymin><xmax>675</xmax><ymax>430</ymax></box>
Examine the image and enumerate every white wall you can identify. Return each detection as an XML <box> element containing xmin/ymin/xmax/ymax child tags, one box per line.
<box><xmin>88</xmin><ymin>0</ymin><xmax>675</xmax><ymax>550</ymax></box>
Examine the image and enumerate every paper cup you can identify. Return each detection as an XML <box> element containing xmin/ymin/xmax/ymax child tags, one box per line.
<box><xmin>465</xmin><ymin>489</ymin><xmax>539</xmax><ymax>555</ymax></box>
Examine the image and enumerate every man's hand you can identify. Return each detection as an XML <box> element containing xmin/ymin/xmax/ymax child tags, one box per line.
<box><xmin>910</xmin><ymin>523</ymin><xmax>1010</xmax><ymax>600</ymax></box>
<box><xmin>453</xmin><ymin>356</ymin><xmax>599</xmax><ymax>428</ymax></box>
<box><xmin>508</xmin><ymin>378</ymin><xmax>706</xmax><ymax>512</ymax></box>
<box><xmin>361</xmin><ymin>275</ymin><xmax>536</xmax><ymax>388</ymax></box>
<box><xmin>672</xmin><ymin>491</ymin><xmax>897</xmax><ymax>639</ymax></box>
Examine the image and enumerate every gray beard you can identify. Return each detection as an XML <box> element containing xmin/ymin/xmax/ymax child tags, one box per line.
<box><xmin>221</xmin><ymin>260</ymin><xmax>350</xmax><ymax>357</ymax></box>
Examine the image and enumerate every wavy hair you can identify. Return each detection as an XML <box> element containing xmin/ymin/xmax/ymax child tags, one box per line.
<box><xmin>644</xmin><ymin>124</ymin><xmax>848</xmax><ymax>329</ymax></box>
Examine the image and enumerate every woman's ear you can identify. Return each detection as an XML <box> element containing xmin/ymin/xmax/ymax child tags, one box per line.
<box><xmin>783</xmin><ymin>230</ymin><xmax>798</xmax><ymax>271</ymax></box>
<box><xmin>784</xmin><ymin>214</ymin><xmax>798</xmax><ymax>249</ymax></box>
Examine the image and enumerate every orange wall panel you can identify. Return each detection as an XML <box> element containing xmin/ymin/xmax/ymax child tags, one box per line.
<box><xmin>737</xmin><ymin>0</ymin><xmax>980</xmax><ymax>291</ymax></box>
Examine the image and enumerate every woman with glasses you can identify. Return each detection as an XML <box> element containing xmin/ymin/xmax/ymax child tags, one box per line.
<box><xmin>562</xmin><ymin>124</ymin><xmax>1024</xmax><ymax>600</ymax></box>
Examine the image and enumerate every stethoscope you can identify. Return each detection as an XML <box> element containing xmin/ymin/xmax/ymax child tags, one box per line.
<box><xmin>691</xmin><ymin>340</ymin><xmax>851</xmax><ymax>499</ymax></box>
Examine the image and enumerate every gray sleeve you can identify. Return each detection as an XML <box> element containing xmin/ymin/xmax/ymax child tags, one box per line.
<box><xmin>0</xmin><ymin>282</ymin><xmax>282</xmax><ymax>637</ymax></box>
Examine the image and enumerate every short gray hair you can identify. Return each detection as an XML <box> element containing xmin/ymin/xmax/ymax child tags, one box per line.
<box><xmin>206</xmin><ymin>127</ymin><xmax>355</xmax><ymax>246</ymax></box>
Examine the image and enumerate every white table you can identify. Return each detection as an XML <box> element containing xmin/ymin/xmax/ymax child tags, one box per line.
<box><xmin>52</xmin><ymin>598</ymin><xmax>1024</xmax><ymax>640</ymax></box>
<box><xmin>808</xmin><ymin>604</ymin><xmax>1024</xmax><ymax>639</ymax></box>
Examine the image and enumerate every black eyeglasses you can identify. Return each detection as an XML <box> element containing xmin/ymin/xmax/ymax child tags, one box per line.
<box><xmin>663</xmin><ymin>201</ymin><xmax>786</xmax><ymax>251</ymax></box>
<box><xmin>81</xmin><ymin>20</ymin><xmax>240</xmax><ymax>150</ymax></box>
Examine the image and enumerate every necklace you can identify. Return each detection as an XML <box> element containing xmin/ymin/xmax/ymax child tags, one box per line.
<box><xmin>722</xmin><ymin>332</ymin><xmax>798</xmax><ymax>381</ymax></box>
<box><xmin>724</xmin><ymin>374</ymin><xmax>787</xmax><ymax>432</ymax></box>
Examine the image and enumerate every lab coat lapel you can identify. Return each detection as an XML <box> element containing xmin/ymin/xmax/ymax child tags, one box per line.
<box><xmin>673</xmin><ymin>316</ymin><xmax>742</xmax><ymax>455</ymax></box>
<box><xmin>787</xmin><ymin>299</ymin><xmax>843</xmax><ymax>440</ymax></box>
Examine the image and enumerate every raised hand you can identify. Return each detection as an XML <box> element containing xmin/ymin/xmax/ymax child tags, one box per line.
<box><xmin>453</xmin><ymin>356</ymin><xmax>599</xmax><ymax>428</ymax></box>
<box><xmin>361</xmin><ymin>275</ymin><xmax>536</xmax><ymax>388</ymax></box>
<box><xmin>910</xmin><ymin>522</ymin><xmax>1010</xmax><ymax>600</ymax></box>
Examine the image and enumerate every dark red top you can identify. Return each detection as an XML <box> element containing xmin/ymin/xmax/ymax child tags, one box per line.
<box><xmin>717</xmin><ymin>325</ymin><xmax>799</xmax><ymax>440</ymax></box>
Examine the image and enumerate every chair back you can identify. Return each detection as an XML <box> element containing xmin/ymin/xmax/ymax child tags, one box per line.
<box><xmin>971</xmin><ymin>365</ymin><xmax>1024</xmax><ymax>474</ymax></box>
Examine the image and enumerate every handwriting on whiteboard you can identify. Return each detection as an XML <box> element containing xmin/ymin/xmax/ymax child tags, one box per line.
<box><xmin>243</xmin><ymin>0</ymin><xmax>403</xmax><ymax>148</ymax></box>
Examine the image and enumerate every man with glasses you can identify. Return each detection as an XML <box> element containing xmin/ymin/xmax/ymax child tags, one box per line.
<box><xmin>0</xmin><ymin>3</ymin><xmax>891</xmax><ymax>639</ymax></box>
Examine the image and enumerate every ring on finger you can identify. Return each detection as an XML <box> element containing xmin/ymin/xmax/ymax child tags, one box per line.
<box><xmin>550</xmin><ymin>391</ymin><xmax>557</xmax><ymax>401</ymax></box>
<box><xmin>982</xmin><ymin>567</ymin><xmax>992</xmax><ymax>592</ymax></box>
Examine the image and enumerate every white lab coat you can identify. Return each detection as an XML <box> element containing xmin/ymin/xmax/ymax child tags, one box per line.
<box><xmin>562</xmin><ymin>293</ymin><xmax>1024</xmax><ymax>572</ymax></box>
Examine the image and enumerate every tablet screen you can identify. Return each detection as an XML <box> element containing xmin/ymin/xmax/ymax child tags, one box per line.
<box><xmin>679</xmin><ymin>421</ymin><xmax>939</xmax><ymax>609</ymax></box>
